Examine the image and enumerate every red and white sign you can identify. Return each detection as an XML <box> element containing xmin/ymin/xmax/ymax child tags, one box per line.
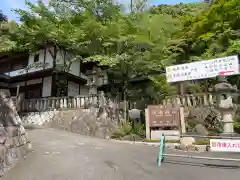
<box><xmin>210</xmin><ymin>139</ymin><xmax>240</xmax><ymax>152</ymax></box>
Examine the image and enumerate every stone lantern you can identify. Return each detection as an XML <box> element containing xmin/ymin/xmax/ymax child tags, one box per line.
<box><xmin>213</xmin><ymin>75</ymin><xmax>238</xmax><ymax>136</ymax></box>
<box><xmin>86</xmin><ymin>66</ymin><xmax>98</xmax><ymax>95</ymax></box>
<box><xmin>129</xmin><ymin>107</ymin><xmax>141</xmax><ymax>130</ymax></box>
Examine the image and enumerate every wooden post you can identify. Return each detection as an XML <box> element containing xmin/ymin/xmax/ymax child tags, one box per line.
<box><xmin>16</xmin><ymin>85</ymin><xmax>20</xmax><ymax>97</ymax></box>
<box><xmin>179</xmin><ymin>82</ymin><xmax>184</xmax><ymax>95</ymax></box>
<box><xmin>145</xmin><ymin>108</ymin><xmax>150</xmax><ymax>139</ymax></box>
<box><xmin>180</xmin><ymin>107</ymin><xmax>186</xmax><ymax>134</ymax></box>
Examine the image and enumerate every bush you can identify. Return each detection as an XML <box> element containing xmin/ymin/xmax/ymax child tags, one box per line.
<box><xmin>143</xmin><ymin>139</ymin><xmax>180</xmax><ymax>143</ymax></box>
<box><xmin>193</xmin><ymin>139</ymin><xmax>210</xmax><ymax>145</ymax></box>
<box><xmin>132</xmin><ymin>123</ymin><xmax>145</xmax><ymax>138</ymax></box>
<box><xmin>233</xmin><ymin>114</ymin><xmax>240</xmax><ymax>134</ymax></box>
<box><xmin>111</xmin><ymin>121</ymin><xmax>145</xmax><ymax>139</ymax></box>
<box><xmin>111</xmin><ymin>121</ymin><xmax>132</xmax><ymax>139</ymax></box>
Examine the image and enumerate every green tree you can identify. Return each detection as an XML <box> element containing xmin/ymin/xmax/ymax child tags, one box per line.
<box><xmin>0</xmin><ymin>0</ymin><xmax>187</xmax><ymax>101</ymax></box>
<box><xmin>172</xmin><ymin>0</ymin><xmax>240</xmax><ymax>89</ymax></box>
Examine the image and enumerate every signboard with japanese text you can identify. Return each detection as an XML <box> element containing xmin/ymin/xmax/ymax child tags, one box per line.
<box><xmin>210</xmin><ymin>139</ymin><xmax>240</xmax><ymax>152</ymax></box>
<box><xmin>166</xmin><ymin>55</ymin><xmax>239</xmax><ymax>83</ymax></box>
<box><xmin>148</xmin><ymin>105</ymin><xmax>180</xmax><ymax>128</ymax></box>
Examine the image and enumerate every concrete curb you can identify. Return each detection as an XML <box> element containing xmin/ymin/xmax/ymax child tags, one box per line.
<box><xmin>23</xmin><ymin>124</ymin><xmax>44</xmax><ymax>130</ymax></box>
<box><xmin>110</xmin><ymin>139</ymin><xmax>178</xmax><ymax>149</ymax></box>
<box><xmin>110</xmin><ymin>139</ymin><xmax>208</xmax><ymax>152</ymax></box>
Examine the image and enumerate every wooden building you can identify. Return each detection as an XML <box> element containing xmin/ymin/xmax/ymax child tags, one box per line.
<box><xmin>0</xmin><ymin>46</ymin><xmax>108</xmax><ymax>99</ymax></box>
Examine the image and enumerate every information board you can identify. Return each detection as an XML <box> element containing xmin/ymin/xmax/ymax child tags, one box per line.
<box><xmin>148</xmin><ymin>105</ymin><xmax>180</xmax><ymax>128</ymax></box>
<box><xmin>166</xmin><ymin>55</ymin><xmax>239</xmax><ymax>83</ymax></box>
<box><xmin>210</xmin><ymin>139</ymin><xmax>240</xmax><ymax>152</ymax></box>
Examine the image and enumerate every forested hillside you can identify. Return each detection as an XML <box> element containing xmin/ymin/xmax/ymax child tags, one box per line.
<box><xmin>0</xmin><ymin>0</ymin><xmax>239</xmax><ymax>101</ymax></box>
<box><xmin>150</xmin><ymin>2</ymin><xmax>208</xmax><ymax>17</ymax></box>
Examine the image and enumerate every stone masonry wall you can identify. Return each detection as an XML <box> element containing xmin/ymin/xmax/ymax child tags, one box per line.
<box><xmin>0</xmin><ymin>89</ymin><xmax>31</xmax><ymax>176</ymax></box>
<box><xmin>22</xmin><ymin>106</ymin><xmax>122</xmax><ymax>139</ymax></box>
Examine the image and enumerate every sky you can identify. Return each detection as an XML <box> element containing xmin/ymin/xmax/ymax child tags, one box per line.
<box><xmin>1</xmin><ymin>0</ymin><xmax>201</xmax><ymax>21</ymax></box>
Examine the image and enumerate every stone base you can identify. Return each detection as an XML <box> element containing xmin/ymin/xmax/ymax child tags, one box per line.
<box><xmin>150</xmin><ymin>130</ymin><xmax>180</xmax><ymax>141</ymax></box>
<box><xmin>219</xmin><ymin>132</ymin><xmax>240</xmax><ymax>137</ymax></box>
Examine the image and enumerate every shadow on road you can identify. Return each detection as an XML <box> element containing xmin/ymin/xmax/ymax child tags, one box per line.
<box><xmin>164</xmin><ymin>160</ymin><xmax>240</xmax><ymax>169</ymax></box>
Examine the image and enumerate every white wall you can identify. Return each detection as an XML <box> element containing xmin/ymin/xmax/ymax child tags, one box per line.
<box><xmin>68</xmin><ymin>81</ymin><xmax>80</xmax><ymax>96</ymax></box>
<box><xmin>42</xmin><ymin>76</ymin><xmax>52</xmax><ymax>97</ymax></box>
<box><xmin>28</xmin><ymin>49</ymin><xmax>45</xmax><ymax>73</ymax></box>
<box><xmin>50</xmin><ymin>48</ymin><xmax>81</xmax><ymax>77</ymax></box>
<box><xmin>5</xmin><ymin>48</ymin><xmax>54</xmax><ymax>77</ymax></box>
<box><xmin>151</xmin><ymin>130</ymin><xmax>180</xmax><ymax>141</ymax></box>
<box><xmin>4</xmin><ymin>46</ymin><xmax>86</xmax><ymax>81</ymax></box>
<box><xmin>79</xmin><ymin>85</ymin><xmax>89</xmax><ymax>96</ymax></box>
<box><xmin>89</xmin><ymin>87</ymin><xmax>97</xmax><ymax>95</ymax></box>
<box><xmin>69</xmin><ymin>60</ymin><xmax>80</xmax><ymax>76</ymax></box>
<box><xmin>10</xmin><ymin>77</ymin><xmax>52</xmax><ymax>98</ymax></box>
<box><xmin>55</xmin><ymin>49</ymin><xmax>64</xmax><ymax>65</ymax></box>
<box><xmin>45</xmin><ymin>47</ymin><xmax>54</xmax><ymax>69</ymax></box>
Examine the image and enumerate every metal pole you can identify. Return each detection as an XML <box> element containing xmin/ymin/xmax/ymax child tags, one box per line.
<box><xmin>130</xmin><ymin>0</ymin><xmax>133</xmax><ymax>12</ymax></box>
<box><xmin>164</xmin><ymin>153</ymin><xmax>240</xmax><ymax>162</ymax></box>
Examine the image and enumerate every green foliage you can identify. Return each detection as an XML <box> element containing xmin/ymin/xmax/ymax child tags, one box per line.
<box><xmin>186</xmin><ymin>83</ymin><xmax>202</xmax><ymax>94</ymax></box>
<box><xmin>1</xmin><ymin>0</ymin><xmax>240</xmax><ymax>98</ymax></box>
<box><xmin>111</xmin><ymin>121</ymin><xmax>133</xmax><ymax>139</ymax></box>
<box><xmin>150</xmin><ymin>2</ymin><xmax>208</xmax><ymax>18</ymax></box>
<box><xmin>176</xmin><ymin>0</ymin><xmax>240</xmax><ymax>60</ymax></box>
<box><xmin>132</xmin><ymin>123</ymin><xmax>145</xmax><ymax>137</ymax></box>
<box><xmin>148</xmin><ymin>75</ymin><xmax>177</xmax><ymax>101</ymax></box>
<box><xmin>111</xmin><ymin>121</ymin><xmax>145</xmax><ymax>139</ymax></box>
<box><xmin>234</xmin><ymin>109</ymin><xmax>240</xmax><ymax>134</ymax></box>
<box><xmin>193</xmin><ymin>139</ymin><xmax>210</xmax><ymax>145</ymax></box>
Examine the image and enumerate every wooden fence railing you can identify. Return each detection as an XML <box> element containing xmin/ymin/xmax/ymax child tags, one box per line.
<box><xmin>162</xmin><ymin>93</ymin><xmax>215</xmax><ymax>107</ymax></box>
<box><xmin>21</xmin><ymin>94</ymin><xmax>118</xmax><ymax>112</ymax></box>
<box><xmin>19</xmin><ymin>92</ymin><xmax>240</xmax><ymax>112</ymax></box>
<box><xmin>163</xmin><ymin>92</ymin><xmax>240</xmax><ymax>107</ymax></box>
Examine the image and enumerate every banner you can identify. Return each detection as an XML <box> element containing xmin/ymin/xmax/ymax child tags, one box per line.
<box><xmin>166</xmin><ymin>55</ymin><xmax>239</xmax><ymax>82</ymax></box>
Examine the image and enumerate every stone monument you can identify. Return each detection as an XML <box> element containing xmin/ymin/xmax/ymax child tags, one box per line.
<box><xmin>129</xmin><ymin>108</ymin><xmax>141</xmax><ymax>129</ymax></box>
<box><xmin>214</xmin><ymin>75</ymin><xmax>238</xmax><ymax>135</ymax></box>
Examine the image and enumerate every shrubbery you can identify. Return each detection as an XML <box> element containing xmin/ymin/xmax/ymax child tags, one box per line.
<box><xmin>111</xmin><ymin>121</ymin><xmax>145</xmax><ymax>139</ymax></box>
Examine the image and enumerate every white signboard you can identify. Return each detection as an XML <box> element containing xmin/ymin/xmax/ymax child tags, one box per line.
<box><xmin>166</xmin><ymin>55</ymin><xmax>239</xmax><ymax>83</ymax></box>
<box><xmin>210</xmin><ymin>139</ymin><xmax>240</xmax><ymax>152</ymax></box>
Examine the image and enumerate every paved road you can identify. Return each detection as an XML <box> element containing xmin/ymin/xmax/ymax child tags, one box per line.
<box><xmin>3</xmin><ymin>128</ymin><xmax>240</xmax><ymax>180</ymax></box>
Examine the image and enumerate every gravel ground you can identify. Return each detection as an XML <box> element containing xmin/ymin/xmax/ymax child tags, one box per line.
<box><xmin>2</xmin><ymin>128</ymin><xmax>240</xmax><ymax>180</ymax></box>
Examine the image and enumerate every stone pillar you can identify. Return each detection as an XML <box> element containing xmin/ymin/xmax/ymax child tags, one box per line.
<box><xmin>145</xmin><ymin>108</ymin><xmax>150</xmax><ymax>139</ymax></box>
<box><xmin>63</xmin><ymin>98</ymin><xmax>67</xmax><ymax>108</ymax></box>
<box><xmin>60</xmin><ymin>99</ymin><xmax>64</xmax><ymax>108</ymax></box>
<box><xmin>180</xmin><ymin>107</ymin><xmax>186</xmax><ymax>134</ymax></box>
<box><xmin>222</xmin><ymin>111</ymin><xmax>234</xmax><ymax>133</ymax></box>
<box><xmin>76</xmin><ymin>97</ymin><xmax>80</xmax><ymax>108</ymax></box>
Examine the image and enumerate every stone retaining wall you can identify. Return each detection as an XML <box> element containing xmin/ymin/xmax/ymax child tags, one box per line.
<box><xmin>0</xmin><ymin>89</ymin><xmax>31</xmax><ymax>177</ymax></box>
<box><xmin>22</xmin><ymin>106</ymin><xmax>122</xmax><ymax>139</ymax></box>
<box><xmin>0</xmin><ymin>125</ymin><xmax>31</xmax><ymax>176</ymax></box>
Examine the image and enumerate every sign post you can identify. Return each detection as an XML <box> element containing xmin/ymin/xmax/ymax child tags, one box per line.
<box><xmin>148</xmin><ymin>105</ymin><xmax>180</xmax><ymax>128</ymax></box>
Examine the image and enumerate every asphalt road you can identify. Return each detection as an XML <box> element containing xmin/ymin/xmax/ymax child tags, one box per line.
<box><xmin>3</xmin><ymin>128</ymin><xmax>240</xmax><ymax>180</ymax></box>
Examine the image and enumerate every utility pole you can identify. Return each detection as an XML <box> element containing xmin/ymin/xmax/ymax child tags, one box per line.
<box><xmin>130</xmin><ymin>0</ymin><xmax>133</xmax><ymax>12</ymax></box>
